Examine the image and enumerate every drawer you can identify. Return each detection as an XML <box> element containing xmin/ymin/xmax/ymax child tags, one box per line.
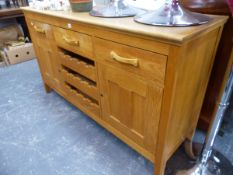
<box><xmin>59</xmin><ymin>51</ymin><xmax>96</xmax><ymax>82</ymax></box>
<box><xmin>94</xmin><ymin>38</ymin><xmax>167</xmax><ymax>83</ymax></box>
<box><xmin>53</xmin><ymin>27</ymin><xmax>93</xmax><ymax>59</ymax></box>
<box><xmin>28</xmin><ymin>20</ymin><xmax>53</xmax><ymax>39</ymax></box>
<box><xmin>61</xmin><ymin>68</ymin><xmax>99</xmax><ymax>101</ymax></box>
<box><xmin>64</xmin><ymin>83</ymin><xmax>100</xmax><ymax>118</ymax></box>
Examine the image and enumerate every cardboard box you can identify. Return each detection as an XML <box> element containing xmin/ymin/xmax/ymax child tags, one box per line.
<box><xmin>4</xmin><ymin>43</ymin><xmax>35</xmax><ymax>65</ymax></box>
<box><xmin>0</xmin><ymin>50</ymin><xmax>8</xmax><ymax>66</ymax></box>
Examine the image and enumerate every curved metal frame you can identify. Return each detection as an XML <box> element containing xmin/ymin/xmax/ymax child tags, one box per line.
<box><xmin>176</xmin><ymin>64</ymin><xmax>233</xmax><ymax>175</ymax></box>
<box><xmin>134</xmin><ymin>0</ymin><xmax>210</xmax><ymax>26</ymax></box>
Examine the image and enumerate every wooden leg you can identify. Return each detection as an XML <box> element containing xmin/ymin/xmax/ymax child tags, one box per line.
<box><xmin>44</xmin><ymin>83</ymin><xmax>52</xmax><ymax>93</ymax></box>
<box><xmin>154</xmin><ymin>158</ymin><xmax>166</xmax><ymax>175</ymax></box>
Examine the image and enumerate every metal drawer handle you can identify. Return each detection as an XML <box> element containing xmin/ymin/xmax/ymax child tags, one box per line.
<box><xmin>33</xmin><ymin>25</ymin><xmax>45</xmax><ymax>34</ymax></box>
<box><xmin>110</xmin><ymin>51</ymin><xmax>139</xmax><ymax>67</ymax></box>
<box><xmin>63</xmin><ymin>36</ymin><xmax>79</xmax><ymax>46</ymax></box>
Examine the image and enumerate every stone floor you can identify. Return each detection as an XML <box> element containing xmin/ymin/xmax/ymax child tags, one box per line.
<box><xmin>0</xmin><ymin>60</ymin><xmax>232</xmax><ymax>175</ymax></box>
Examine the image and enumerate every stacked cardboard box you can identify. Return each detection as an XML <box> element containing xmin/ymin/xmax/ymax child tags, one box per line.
<box><xmin>0</xmin><ymin>19</ymin><xmax>35</xmax><ymax>66</ymax></box>
<box><xmin>1</xmin><ymin>43</ymin><xmax>35</xmax><ymax>65</ymax></box>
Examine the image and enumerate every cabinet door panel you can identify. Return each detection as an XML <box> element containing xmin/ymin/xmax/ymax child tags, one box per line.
<box><xmin>98</xmin><ymin>64</ymin><xmax>163</xmax><ymax>153</ymax></box>
<box><xmin>35</xmin><ymin>38</ymin><xmax>54</xmax><ymax>81</ymax></box>
<box><xmin>27</xmin><ymin>20</ymin><xmax>61</xmax><ymax>89</ymax></box>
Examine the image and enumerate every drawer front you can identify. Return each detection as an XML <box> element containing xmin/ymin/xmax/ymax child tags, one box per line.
<box><xmin>28</xmin><ymin>19</ymin><xmax>53</xmax><ymax>40</ymax></box>
<box><xmin>94</xmin><ymin>37</ymin><xmax>167</xmax><ymax>83</ymax></box>
<box><xmin>59</xmin><ymin>51</ymin><xmax>96</xmax><ymax>82</ymax></box>
<box><xmin>53</xmin><ymin>27</ymin><xmax>93</xmax><ymax>59</ymax></box>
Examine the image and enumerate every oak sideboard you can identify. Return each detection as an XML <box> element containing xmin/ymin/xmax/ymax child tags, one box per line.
<box><xmin>22</xmin><ymin>7</ymin><xmax>227</xmax><ymax>175</ymax></box>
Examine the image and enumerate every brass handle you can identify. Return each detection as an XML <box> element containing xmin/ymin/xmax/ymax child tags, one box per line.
<box><xmin>33</xmin><ymin>25</ymin><xmax>45</xmax><ymax>34</ymax></box>
<box><xmin>110</xmin><ymin>51</ymin><xmax>139</xmax><ymax>67</ymax></box>
<box><xmin>63</xmin><ymin>36</ymin><xmax>79</xmax><ymax>46</ymax></box>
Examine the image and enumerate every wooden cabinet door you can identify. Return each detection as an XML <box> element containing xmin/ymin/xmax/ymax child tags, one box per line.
<box><xmin>27</xmin><ymin>20</ymin><xmax>61</xmax><ymax>89</ymax></box>
<box><xmin>98</xmin><ymin>64</ymin><xmax>163</xmax><ymax>153</ymax></box>
<box><xmin>34</xmin><ymin>37</ymin><xmax>56</xmax><ymax>85</ymax></box>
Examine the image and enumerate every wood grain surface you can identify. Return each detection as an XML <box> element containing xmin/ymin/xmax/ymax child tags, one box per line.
<box><xmin>23</xmin><ymin>8</ymin><xmax>227</xmax><ymax>175</ymax></box>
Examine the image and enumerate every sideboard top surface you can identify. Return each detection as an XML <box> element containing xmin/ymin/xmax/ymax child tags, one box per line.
<box><xmin>21</xmin><ymin>7</ymin><xmax>227</xmax><ymax>44</ymax></box>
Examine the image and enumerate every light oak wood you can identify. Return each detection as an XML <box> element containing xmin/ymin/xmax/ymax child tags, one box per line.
<box><xmin>94</xmin><ymin>37</ymin><xmax>167</xmax><ymax>84</ymax></box>
<box><xmin>181</xmin><ymin>0</ymin><xmax>233</xmax><ymax>131</ymax></box>
<box><xmin>21</xmin><ymin>7</ymin><xmax>226</xmax><ymax>44</ymax></box>
<box><xmin>110</xmin><ymin>51</ymin><xmax>139</xmax><ymax>67</ymax></box>
<box><xmin>98</xmin><ymin>64</ymin><xmax>162</xmax><ymax>154</ymax></box>
<box><xmin>22</xmin><ymin>7</ymin><xmax>227</xmax><ymax>175</ymax></box>
<box><xmin>154</xmin><ymin>27</ymin><xmax>222</xmax><ymax>175</ymax></box>
<box><xmin>33</xmin><ymin>25</ymin><xmax>45</xmax><ymax>34</ymax></box>
<box><xmin>64</xmin><ymin>84</ymin><xmax>100</xmax><ymax>117</ymax></box>
<box><xmin>54</xmin><ymin>27</ymin><xmax>93</xmax><ymax>59</ymax></box>
<box><xmin>59</xmin><ymin>51</ymin><xmax>96</xmax><ymax>82</ymax></box>
<box><xmin>26</xmin><ymin>19</ymin><xmax>62</xmax><ymax>91</ymax></box>
<box><xmin>61</xmin><ymin>69</ymin><xmax>98</xmax><ymax>101</ymax></box>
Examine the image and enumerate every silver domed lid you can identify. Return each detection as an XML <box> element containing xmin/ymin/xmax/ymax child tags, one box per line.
<box><xmin>134</xmin><ymin>0</ymin><xmax>210</xmax><ymax>26</ymax></box>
